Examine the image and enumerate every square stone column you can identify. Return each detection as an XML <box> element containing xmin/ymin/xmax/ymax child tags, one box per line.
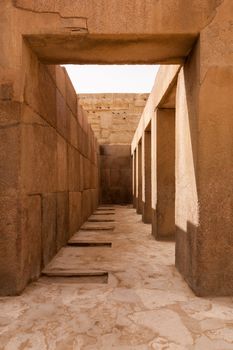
<box><xmin>136</xmin><ymin>141</ymin><xmax>143</xmax><ymax>214</ymax></box>
<box><xmin>142</xmin><ymin>125</ymin><xmax>152</xmax><ymax>223</ymax></box>
<box><xmin>132</xmin><ymin>150</ymin><xmax>137</xmax><ymax>208</ymax></box>
<box><xmin>151</xmin><ymin>108</ymin><xmax>175</xmax><ymax>239</ymax></box>
<box><xmin>175</xmin><ymin>3</ymin><xmax>233</xmax><ymax>295</ymax></box>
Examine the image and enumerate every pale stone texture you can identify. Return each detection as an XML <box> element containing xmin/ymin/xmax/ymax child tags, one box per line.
<box><xmin>79</xmin><ymin>94</ymin><xmax>148</xmax><ymax>205</ymax></box>
<box><xmin>0</xmin><ymin>207</ymin><xmax>232</xmax><ymax>349</ymax></box>
<box><xmin>152</xmin><ymin>108</ymin><xmax>175</xmax><ymax>240</ymax></box>
<box><xmin>0</xmin><ymin>0</ymin><xmax>232</xmax><ymax>299</ymax></box>
<box><xmin>142</xmin><ymin>125</ymin><xmax>152</xmax><ymax>223</ymax></box>
<box><xmin>78</xmin><ymin>94</ymin><xmax>148</xmax><ymax>145</ymax></box>
<box><xmin>0</xmin><ymin>55</ymin><xmax>99</xmax><ymax>295</ymax></box>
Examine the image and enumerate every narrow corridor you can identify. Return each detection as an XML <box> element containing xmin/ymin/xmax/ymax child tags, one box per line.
<box><xmin>0</xmin><ymin>206</ymin><xmax>233</xmax><ymax>349</ymax></box>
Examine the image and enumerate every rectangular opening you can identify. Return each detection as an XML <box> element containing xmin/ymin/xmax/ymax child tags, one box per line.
<box><xmin>94</xmin><ymin>212</ymin><xmax>115</xmax><ymax>215</ymax></box>
<box><xmin>80</xmin><ymin>226</ymin><xmax>115</xmax><ymax>231</ymax></box>
<box><xmin>41</xmin><ymin>272</ymin><xmax>109</xmax><ymax>284</ymax></box>
<box><xmin>67</xmin><ymin>242</ymin><xmax>112</xmax><ymax>247</ymax></box>
<box><xmin>97</xmin><ymin>208</ymin><xmax>115</xmax><ymax>211</ymax></box>
<box><xmin>88</xmin><ymin>218</ymin><xmax>115</xmax><ymax>222</ymax></box>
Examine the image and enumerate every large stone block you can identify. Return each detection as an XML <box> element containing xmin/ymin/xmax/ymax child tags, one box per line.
<box><xmin>68</xmin><ymin>145</ymin><xmax>80</xmax><ymax>191</ymax></box>
<box><xmin>41</xmin><ymin>193</ymin><xmax>57</xmax><ymax>267</ymax></box>
<box><xmin>0</xmin><ymin>101</ymin><xmax>21</xmax><ymax>126</ymax></box>
<box><xmin>83</xmin><ymin>157</ymin><xmax>91</xmax><ymax>190</ymax></box>
<box><xmin>55</xmin><ymin>66</ymin><xmax>66</xmax><ymax>98</ymax></box>
<box><xmin>81</xmin><ymin>189</ymin><xmax>92</xmax><ymax>222</ymax></box>
<box><xmin>56</xmin><ymin>89</ymin><xmax>69</xmax><ymax>140</ymax></box>
<box><xmin>79</xmin><ymin>154</ymin><xmax>84</xmax><ymax>191</ymax></box>
<box><xmin>69</xmin><ymin>191</ymin><xmax>82</xmax><ymax>235</ymax></box>
<box><xmin>69</xmin><ymin>113</ymin><xmax>78</xmax><ymax>148</ymax></box>
<box><xmin>21</xmin><ymin>123</ymin><xmax>57</xmax><ymax>194</ymax></box>
<box><xmin>0</xmin><ymin>125</ymin><xmax>20</xmax><ymax>196</ymax></box>
<box><xmin>57</xmin><ymin>134</ymin><xmax>67</xmax><ymax>192</ymax></box>
<box><xmin>56</xmin><ymin>192</ymin><xmax>69</xmax><ymax>250</ymax></box>
<box><xmin>65</xmin><ymin>72</ymin><xmax>77</xmax><ymax>117</ymax></box>
<box><xmin>20</xmin><ymin>195</ymin><xmax>42</xmax><ymax>288</ymax></box>
<box><xmin>24</xmin><ymin>52</ymin><xmax>56</xmax><ymax>128</ymax></box>
<box><xmin>0</xmin><ymin>194</ymin><xmax>20</xmax><ymax>295</ymax></box>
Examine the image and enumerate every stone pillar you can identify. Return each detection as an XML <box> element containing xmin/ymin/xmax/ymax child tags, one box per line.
<box><xmin>136</xmin><ymin>141</ymin><xmax>143</xmax><ymax>214</ymax></box>
<box><xmin>176</xmin><ymin>2</ymin><xmax>233</xmax><ymax>296</ymax></box>
<box><xmin>151</xmin><ymin>108</ymin><xmax>175</xmax><ymax>239</ymax></box>
<box><xmin>142</xmin><ymin>126</ymin><xmax>152</xmax><ymax>223</ymax></box>
<box><xmin>132</xmin><ymin>150</ymin><xmax>137</xmax><ymax>208</ymax></box>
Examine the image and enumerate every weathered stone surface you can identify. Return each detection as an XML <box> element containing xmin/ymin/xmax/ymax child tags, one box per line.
<box><xmin>1</xmin><ymin>207</ymin><xmax>233</xmax><ymax>347</ymax></box>
<box><xmin>152</xmin><ymin>108</ymin><xmax>175</xmax><ymax>239</ymax></box>
<box><xmin>0</xmin><ymin>126</ymin><xmax>20</xmax><ymax>196</ymax></box>
<box><xmin>100</xmin><ymin>145</ymin><xmax>132</xmax><ymax>204</ymax></box>
<box><xmin>81</xmin><ymin>189</ymin><xmax>92</xmax><ymax>222</ymax></box>
<box><xmin>68</xmin><ymin>145</ymin><xmax>80</xmax><ymax>191</ymax></box>
<box><xmin>142</xmin><ymin>127</ymin><xmax>152</xmax><ymax>223</ymax></box>
<box><xmin>41</xmin><ymin>193</ymin><xmax>57</xmax><ymax>267</ymax></box>
<box><xmin>21</xmin><ymin>123</ymin><xmax>57</xmax><ymax>194</ymax></box>
<box><xmin>0</xmin><ymin>195</ymin><xmax>20</xmax><ymax>295</ymax></box>
<box><xmin>79</xmin><ymin>94</ymin><xmax>148</xmax><ymax>145</ymax></box>
<box><xmin>0</xmin><ymin>101</ymin><xmax>21</xmax><ymax>126</ymax></box>
<box><xmin>56</xmin><ymin>134</ymin><xmax>67</xmax><ymax>192</ymax></box>
<box><xmin>56</xmin><ymin>192</ymin><xmax>69</xmax><ymax>250</ymax></box>
<box><xmin>69</xmin><ymin>113</ymin><xmax>78</xmax><ymax>148</ymax></box>
<box><xmin>56</xmin><ymin>89</ymin><xmax>69</xmax><ymax>140</ymax></box>
<box><xmin>20</xmin><ymin>195</ymin><xmax>42</xmax><ymax>288</ymax></box>
<box><xmin>1</xmin><ymin>0</ymin><xmax>232</xmax><ymax>300</ymax></box>
<box><xmin>69</xmin><ymin>191</ymin><xmax>82</xmax><ymax>235</ymax></box>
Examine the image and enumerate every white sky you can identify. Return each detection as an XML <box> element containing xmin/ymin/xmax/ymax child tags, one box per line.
<box><xmin>63</xmin><ymin>65</ymin><xmax>159</xmax><ymax>93</ymax></box>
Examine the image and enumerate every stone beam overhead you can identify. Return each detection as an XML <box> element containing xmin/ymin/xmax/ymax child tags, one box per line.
<box><xmin>3</xmin><ymin>1</ymin><xmax>223</xmax><ymax>65</ymax></box>
<box><xmin>25</xmin><ymin>34</ymin><xmax>195</xmax><ymax>65</ymax></box>
<box><xmin>131</xmin><ymin>65</ymin><xmax>180</xmax><ymax>153</ymax></box>
<box><xmin>13</xmin><ymin>1</ymin><xmax>219</xmax><ymax>34</ymax></box>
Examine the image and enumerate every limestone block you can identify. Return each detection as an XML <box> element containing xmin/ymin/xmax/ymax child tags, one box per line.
<box><xmin>57</xmin><ymin>134</ymin><xmax>67</xmax><ymax>192</ymax></box>
<box><xmin>56</xmin><ymin>192</ymin><xmax>69</xmax><ymax>250</ymax></box>
<box><xmin>81</xmin><ymin>189</ymin><xmax>92</xmax><ymax>222</ymax></box>
<box><xmin>0</xmin><ymin>125</ymin><xmax>20</xmax><ymax>196</ymax></box>
<box><xmin>83</xmin><ymin>157</ymin><xmax>91</xmax><ymax>189</ymax></box>
<box><xmin>21</xmin><ymin>123</ymin><xmax>57</xmax><ymax>194</ymax></box>
<box><xmin>0</xmin><ymin>101</ymin><xmax>21</xmax><ymax>127</ymax></box>
<box><xmin>77</xmin><ymin>103</ymin><xmax>83</xmax><ymax>126</ymax></box>
<box><xmin>91</xmin><ymin>188</ymin><xmax>99</xmax><ymax>211</ymax></box>
<box><xmin>0</xmin><ymin>83</ymin><xmax>13</xmax><ymax>101</ymax></box>
<box><xmin>55</xmin><ymin>66</ymin><xmax>66</xmax><ymax>98</ymax></box>
<box><xmin>56</xmin><ymin>89</ymin><xmax>69</xmax><ymax>140</ymax></box>
<box><xmin>68</xmin><ymin>145</ymin><xmax>80</xmax><ymax>191</ymax></box>
<box><xmin>110</xmin><ymin>169</ymin><xmax>121</xmax><ymax>187</ymax></box>
<box><xmin>31</xmin><ymin>62</ymin><xmax>57</xmax><ymax>128</ymax></box>
<box><xmin>90</xmin><ymin>164</ymin><xmax>97</xmax><ymax>189</ymax></box>
<box><xmin>100</xmin><ymin>113</ymin><xmax>113</xmax><ymax>128</ymax></box>
<box><xmin>77</xmin><ymin>124</ymin><xmax>83</xmax><ymax>153</ymax></box>
<box><xmin>79</xmin><ymin>154</ymin><xmax>84</xmax><ymax>191</ymax></box>
<box><xmin>41</xmin><ymin>193</ymin><xmax>57</xmax><ymax>267</ymax></box>
<box><xmin>69</xmin><ymin>113</ymin><xmax>78</xmax><ymax>148</ymax></box>
<box><xmin>82</xmin><ymin>131</ymin><xmax>89</xmax><ymax>157</ymax></box>
<box><xmin>20</xmin><ymin>195</ymin><xmax>42</xmax><ymax>287</ymax></box>
<box><xmin>82</xmin><ymin>110</ymin><xmax>89</xmax><ymax>134</ymax></box>
<box><xmin>69</xmin><ymin>191</ymin><xmax>82</xmax><ymax>234</ymax></box>
<box><xmin>0</xmin><ymin>194</ymin><xmax>20</xmax><ymax>295</ymax></box>
<box><xmin>65</xmin><ymin>72</ymin><xmax>77</xmax><ymax>117</ymax></box>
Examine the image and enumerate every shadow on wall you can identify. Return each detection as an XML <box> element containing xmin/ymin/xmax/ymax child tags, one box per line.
<box><xmin>100</xmin><ymin>144</ymin><xmax>132</xmax><ymax>204</ymax></box>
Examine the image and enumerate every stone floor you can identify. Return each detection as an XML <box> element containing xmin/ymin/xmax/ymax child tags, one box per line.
<box><xmin>0</xmin><ymin>206</ymin><xmax>233</xmax><ymax>349</ymax></box>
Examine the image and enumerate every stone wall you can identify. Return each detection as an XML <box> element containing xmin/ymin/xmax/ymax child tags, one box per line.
<box><xmin>79</xmin><ymin>94</ymin><xmax>148</xmax><ymax>204</ymax></box>
<box><xmin>78</xmin><ymin>94</ymin><xmax>148</xmax><ymax>144</ymax></box>
<box><xmin>0</xmin><ymin>48</ymin><xmax>99</xmax><ymax>295</ymax></box>
<box><xmin>100</xmin><ymin>145</ymin><xmax>132</xmax><ymax>204</ymax></box>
